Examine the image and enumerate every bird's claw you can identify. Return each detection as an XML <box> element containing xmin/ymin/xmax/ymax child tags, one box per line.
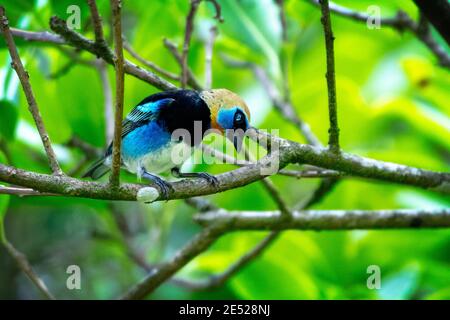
<box><xmin>142</xmin><ymin>172</ymin><xmax>173</xmax><ymax>200</ymax></box>
<box><xmin>152</xmin><ymin>178</ymin><xmax>173</xmax><ymax>200</ymax></box>
<box><xmin>197</xmin><ymin>172</ymin><xmax>219</xmax><ymax>188</ymax></box>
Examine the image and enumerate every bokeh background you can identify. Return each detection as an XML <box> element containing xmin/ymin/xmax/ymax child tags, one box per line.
<box><xmin>0</xmin><ymin>0</ymin><xmax>449</xmax><ymax>299</ymax></box>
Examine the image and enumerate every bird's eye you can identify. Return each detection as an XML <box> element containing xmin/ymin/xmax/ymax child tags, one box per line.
<box><xmin>234</xmin><ymin>112</ymin><xmax>243</xmax><ymax>124</ymax></box>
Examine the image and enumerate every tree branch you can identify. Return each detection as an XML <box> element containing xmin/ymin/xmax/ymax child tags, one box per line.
<box><xmin>109</xmin><ymin>0</ymin><xmax>125</xmax><ymax>187</ymax></box>
<box><xmin>49</xmin><ymin>16</ymin><xmax>177</xmax><ymax>90</ymax></box>
<box><xmin>319</xmin><ymin>0</ymin><xmax>340</xmax><ymax>153</ymax></box>
<box><xmin>195</xmin><ymin>208</ymin><xmax>450</xmax><ymax>230</ymax></box>
<box><xmin>0</xmin><ymin>7</ymin><xmax>63</xmax><ymax>176</ymax></box>
<box><xmin>283</xmin><ymin>138</ymin><xmax>449</xmax><ymax>193</ymax></box>
<box><xmin>1</xmin><ymin>135</ymin><xmax>449</xmax><ymax>201</ymax></box>
<box><xmin>0</xmin><ymin>150</ymin><xmax>282</xmax><ymax>201</ymax></box>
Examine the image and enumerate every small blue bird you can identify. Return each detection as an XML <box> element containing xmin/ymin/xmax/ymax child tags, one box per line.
<box><xmin>83</xmin><ymin>89</ymin><xmax>251</xmax><ymax>198</ymax></box>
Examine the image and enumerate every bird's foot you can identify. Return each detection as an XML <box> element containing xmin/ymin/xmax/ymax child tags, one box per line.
<box><xmin>196</xmin><ymin>172</ymin><xmax>219</xmax><ymax>188</ymax></box>
<box><xmin>171</xmin><ymin>168</ymin><xmax>219</xmax><ymax>188</ymax></box>
<box><xmin>141</xmin><ymin>172</ymin><xmax>173</xmax><ymax>200</ymax></box>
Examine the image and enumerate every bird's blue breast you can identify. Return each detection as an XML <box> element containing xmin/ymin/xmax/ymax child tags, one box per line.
<box><xmin>122</xmin><ymin>121</ymin><xmax>170</xmax><ymax>159</ymax></box>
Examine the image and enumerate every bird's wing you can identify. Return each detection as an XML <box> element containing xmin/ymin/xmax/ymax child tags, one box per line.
<box><xmin>121</xmin><ymin>97</ymin><xmax>176</xmax><ymax>138</ymax></box>
<box><xmin>105</xmin><ymin>97</ymin><xmax>176</xmax><ymax>157</ymax></box>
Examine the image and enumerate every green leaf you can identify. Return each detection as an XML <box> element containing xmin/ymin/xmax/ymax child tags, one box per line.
<box><xmin>0</xmin><ymin>100</ymin><xmax>19</xmax><ymax>140</ymax></box>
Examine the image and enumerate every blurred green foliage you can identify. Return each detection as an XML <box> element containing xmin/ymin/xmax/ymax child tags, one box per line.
<box><xmin>0</xmin><ymin>0</ymin><xmax>449</xmax><ymax>299</ymax></box>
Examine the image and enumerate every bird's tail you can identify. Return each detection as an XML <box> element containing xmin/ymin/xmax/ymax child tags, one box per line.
<box><xmin>82</xmin><ymin>157</ymin><xmax>110</xmax><ymax>180</ymax></box>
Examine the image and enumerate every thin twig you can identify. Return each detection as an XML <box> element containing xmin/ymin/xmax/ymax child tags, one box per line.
<box><xmin>260</xmin><ymin>179</ymin><xmax>291</xmax><ymax>216</ymax></box>
<box><xmin>0</xmin><ymin>7</ymin><xmax>63</xmax><ymax>176</ymax></box>
<box><xmin>201</xmin><ymin>143</ymin><xmax>253</xmax><ymax>166</ymax></box>
<box><xmin>163</xmin><ymin>38</ymin><xmax>203</xmax><ymax>90</ymax></box>
<box><xmin>205</xmin><ymin>0</ymin><xmax>224</xmax><ymax>22</ymax></box>
<box><xmin>7</xmin><ymin>27</ymin><xmax>64</xmax><ymax>44</ymax></box>
<box><xmin>319</xmin><ymin>0</ymin><xmax>340</xmax><ymax>153</ymax></box>
<box><xmin>65</xmin><ymin>136</ymin><xmax>101</xmax><ymax>159</ymax></box>
<box><xmin>123</xmin><ymin>38</ymin><xmax>179</xmax><ymax>81</ymax></box>
<box><xmin>184</xmin><ymin>197</ymin><xmax>219</xmax><ymax>212</ymax></box>
<box><xmin>87</xmin><ymin>0</ymin><xmax>106</xmax><ymax>45</ymax></box>
<box><xmin>0</xmin><ymin>185</ymin><xmax>56</xmax><ymax>196</ymax></box>
<box><xmin>204</xmin><ymin>26</ymin><xmax>217</xmax><ymax>89</ymax></box>
<box><xmin>181</xmin><ymin>0</ymin><xmax>201</xmax><ymax>88</ymax></box>
<box><xmin>109</xmin><ymin>0</ymin><xmax>125</xmax><ymax>187</ymax></box>
<box><xmin>0</xmin><ymin>220</ymin><xmax>55</xmax><ymax>299</ymax></box>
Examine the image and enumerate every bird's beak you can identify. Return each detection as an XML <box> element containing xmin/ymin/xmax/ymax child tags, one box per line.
<box><xmin>233</xmin><ymin>135</ymin><xmax>243</xmax><ymax>152</ymax></box>
<box><xmin>226</xmin><ymin>129</ymin><xmax>246</xmax><ymax>153</ymax></box>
